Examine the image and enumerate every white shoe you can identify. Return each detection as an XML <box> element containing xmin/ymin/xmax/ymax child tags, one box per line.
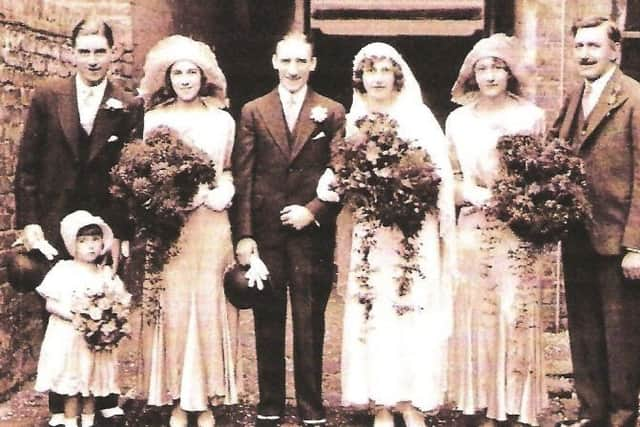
<box><xmin>80</xmin><ymin>413</ymin><xmax>95</xmax><ymax>427</ymax></box>
<box><xmin>169</xmin><ymin>406</ymin><xmax>188</xmax><ymax>427</ymax></box>
<box><xmin>401</xmin><ymin>407</ymin><xmax>426</xmax><ymax>427</ymax></box>
<box><xmin>63</xmin><ymin>417</ymin><xmax>78</xmax><ymax>427</ymax></box>
<box><xmin>197</xmin><ymin>409</ymin><xmax>216</xmax><ymax>427</ymax></box>
<box><xmin>49</xmin><ymin>413</ymin><xmax>65</xmax><ymax>426</ymax></box>
<box><xmin>373</xmin><ymin>408</ymin><xmax>394</xmax><ymax>427</ymax></box>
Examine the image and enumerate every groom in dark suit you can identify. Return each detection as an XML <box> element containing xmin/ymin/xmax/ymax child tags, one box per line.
<box><xmin>233</xmin><ymin>32</ymin><xmax>345</xmax><ymax>427</ymax></box>
<box><xmin>550</xmin><ymin>16</ymin><xmax>640</xmax><ymax>427</ymax></box>
<box><xmin>14</xmin><ymin>18</ymin><xmax>141</xmax><ymax>427</ymax></box>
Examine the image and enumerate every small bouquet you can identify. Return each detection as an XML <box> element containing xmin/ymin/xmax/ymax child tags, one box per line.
<box><xmin>110</xmin><ymin>126</ymin><xmax>217</xmax><ymax>322</ymax></box>
<box><xmin>486</xmin><ymin>134</ymin><xmax>591</xmax><ymax>246</ymax></box>
<box><xmin>333</xmin><ymin>112</ymin><xmax>441</xmax><ymax>317</ymax></box>
<box><xmin>72</xmin><ymin>288</ymin><xmax>132</xmax><ymax>352</ymax></box>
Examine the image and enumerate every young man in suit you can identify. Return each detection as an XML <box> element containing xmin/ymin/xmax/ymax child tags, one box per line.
<box><xmin>233</xmin><ymin>33</ymin><xmax>345</xmax><ymax>427</ymax></box>
<box><xmin>14</xmin><ymin>17</ymin><xmax>142</xmax><ymax>427</ymax></box>
<box><xmin>550</xmin><ymin>16</ymin><xmax>640</xmax><ymax>427</ymax></box>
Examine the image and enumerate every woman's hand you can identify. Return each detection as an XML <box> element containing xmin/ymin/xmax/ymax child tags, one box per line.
<box><xmin>204</xmin><ymin>181</ymin><xmax>235</xmax><ymax>211</ymax></box>
<box><xmin>316</xmin><ymin>168</ymin><xmax>340</xmax><ymax>203</ymax></box>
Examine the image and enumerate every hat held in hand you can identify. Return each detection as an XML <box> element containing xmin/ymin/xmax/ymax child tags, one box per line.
<box><xmin>6</xmin><ymin>249</ymin><xmax>52</xmax><ymax>293</ymax></box>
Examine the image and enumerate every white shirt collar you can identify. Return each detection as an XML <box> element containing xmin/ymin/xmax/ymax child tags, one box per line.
<box><xmin>278</xmin><ymin>84</ymin><xmax>308</xmax><ymax>106</ymax></box>
<box><xmin>75</xmin><ymin>74</ymin><xmax>108</xmax><ymax>100</ymax></box>
<box><xmin>584</xmin><ymin>65</ymin><xmax>616</xmax><ymax>98</ymax></box>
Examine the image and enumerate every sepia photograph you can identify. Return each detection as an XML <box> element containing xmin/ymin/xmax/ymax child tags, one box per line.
<box><xmin>1</xmin><ymin>1</ymin><xmax>639</xmax><ymax>426</ymax></box>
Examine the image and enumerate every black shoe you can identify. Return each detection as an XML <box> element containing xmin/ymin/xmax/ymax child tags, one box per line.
<box><xmin>96</xmin><ymin>414</ymin><xmax>125</xmax><ymax>427</ymax></box>
<box><xmin>555</xmin><ymin>419</ymin><xmax>602</xmax><ymax>427</ymax></box>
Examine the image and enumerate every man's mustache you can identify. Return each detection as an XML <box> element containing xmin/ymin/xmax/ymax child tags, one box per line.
<box><xmin>579</xmin><ymin>58</ymin><xmax>597</xmax><ymax>66</ymax></box>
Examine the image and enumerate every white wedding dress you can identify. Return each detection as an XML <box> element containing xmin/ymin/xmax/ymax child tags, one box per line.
<box><xmin>339</xmin><ymin>43</ymin><xmax>457</xmax><ymax>412</ymax></box>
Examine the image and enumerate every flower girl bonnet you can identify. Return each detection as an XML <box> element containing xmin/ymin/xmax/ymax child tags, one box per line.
<box><xmin>60</xmin><ymin>210</ymin><xmax>113</xmax><ymax>258</ymax></box>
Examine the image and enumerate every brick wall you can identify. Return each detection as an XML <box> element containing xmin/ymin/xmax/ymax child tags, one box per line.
<box><xmin>0</xmin><ymin>0</ymin><xmax>136</xmax><ymax>399</ymax></box>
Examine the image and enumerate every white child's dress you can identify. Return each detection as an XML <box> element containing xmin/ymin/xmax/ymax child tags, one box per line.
<box><xmin>35</xmin><ymin>261</ymin><xmax>127</xmax><ymax>397</ymax></box>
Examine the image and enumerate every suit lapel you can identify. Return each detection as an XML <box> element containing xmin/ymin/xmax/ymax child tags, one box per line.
<box><xmin>577</xmin><ymin>69</ymin><xmax>627</xmax><ymax>151</ymax></box>
<box><xmin>57</xmin><ymin>79</ymin><xmax>80</xmax><ymax>160</ymax></box>
<box><xmin>291</xmin><ymin>89</ymin><xmax>318</xmax><ymax>161</ymax></box>
<box><xmin>560</xmin><ymin>86</ymin><xmax>582</xmax><ymax>142</ymax></box>
<box><xmin>257</xmin><ymin>89</ymin><xmax>291</xmax><ymax>159</ymax></box>
<box><xmin>88</xmin><ymin>81</ymin><xmax>120</xmax><ymax>162</ymax></box>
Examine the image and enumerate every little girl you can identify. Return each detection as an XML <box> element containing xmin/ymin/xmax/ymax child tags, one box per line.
<box><xmin>35</xmin><ymin>210</ymin><xmax>131</xmax><ymax>427</ymax></box>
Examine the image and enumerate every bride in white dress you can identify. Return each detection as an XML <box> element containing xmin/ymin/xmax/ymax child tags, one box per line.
<box><xmin>332</xmin><ymin>42</ymin><xmax>457</xmax><ymax>427</ymax></box>
<box><xmin>136</xmin><ymin>35</ymin><xmax>240</xmax><ymax>427</ymax></box>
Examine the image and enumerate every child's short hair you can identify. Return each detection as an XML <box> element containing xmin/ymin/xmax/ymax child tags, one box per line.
<box><xmin>77</xmin><ymin>224</ymin><xmax>104</xmax><ymax>238</ymax></box>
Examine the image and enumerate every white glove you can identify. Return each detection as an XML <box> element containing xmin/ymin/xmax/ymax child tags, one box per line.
<box><xmin>204</xmin><ymin>184</ymin><xmax>235</xmax><ymax>211</ymax></box>
<box><xmin>316</xmin><ymin>168</ymin><xmax>340</xmax><ymax>203</ymax></box>
<box><xmin>189</xmin><ymin>183</ymin><xmax>211</xmax><ymax>210</ymax></box>
<box><xmin>121</xmin><ymin>240</ymin><xmax>130</xmax><ymax>258</ymax></box>
<box><xmin>13</xmin><ymin>224</ymin><xmax>59</xmax><ymax>260</ymax></box>
<box><xmin>204</xmin><ymin>173</ymin><xmax>235</xmax><ymax>211</ymax></box>
<box><xmin>245</xmin><ymin>254</ymin><xmax>269</xmax><ymax>291</ymax></box>
<box><xmin>463</xmin><ymin>184</ymin><xmax>492</xmax><ymax>207</ymax></box>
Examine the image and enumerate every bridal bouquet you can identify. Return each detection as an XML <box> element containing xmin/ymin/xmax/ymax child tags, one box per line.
<box><xmin>333</xmin><ymin>112</ymin><xmax>441</xmax><ymax>317</ymax></box>
<box><xmin>110</xmin><ymin>126</ymin><xmax>217</xmax><ymax>321</ymax></box>
<box><xmin>71</xmin><ymin>287</ymin><xmax>132</xmax><ymax>352</ymax></box>
<box><xmin>487</xmin><ymin>134</ymin><xmax>590</xmax><ymax>246</ymax></box>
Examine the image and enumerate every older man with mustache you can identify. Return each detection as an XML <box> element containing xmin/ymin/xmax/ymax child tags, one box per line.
<box><xmin>550</xmin><ymin>16</ymin><xmax>640</xmax><ymax>427</ymax></box>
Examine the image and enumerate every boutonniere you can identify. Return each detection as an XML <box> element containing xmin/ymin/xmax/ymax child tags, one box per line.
<box><xmin>103</xmin><ymin>97</ymin><xmax>125</xmax><ymax>110</ymax></box>
<box><xmin>310</xmin><ymin>105</ymin><xmax>328</xmax><ymax>123</ymax></box>
<box><xmin>107</xmin><ymin>135</ymin><xmax>119</xmax><ymax>143</ymax></box>
<box><xmin>608</xmin><ymin>84</ymin><xmax>622</xmax><ymax>106</ymax></box>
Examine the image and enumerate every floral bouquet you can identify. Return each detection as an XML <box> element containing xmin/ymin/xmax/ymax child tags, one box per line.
<box><xmin>72</xmin><ymin>288</ymin><xmax>132</xmax><ymax>352</ymax></box>
<box><xmin>110</xmin><ymin>126</ymin><xmax>217</xmax><ymax>322</ymax></box>
<box><xmin>486</xmin><ymin>134</ymin><xmax>591</xmax><ymax>247</ymax></box>
<box><xmin>333</xmin><ymin>112</ymin><xmax>441</xmax><ymax>237</ymax></box>
<box><xmin>333</xmin><ymin>112</ymin><xmax>441</xmax><ymax>316</ymax></box>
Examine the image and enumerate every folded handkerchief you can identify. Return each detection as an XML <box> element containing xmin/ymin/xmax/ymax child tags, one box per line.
<box><xmin>312</xmin><ymin>131</ymin><xmax>326</xmax><ymax>140</ymax></box>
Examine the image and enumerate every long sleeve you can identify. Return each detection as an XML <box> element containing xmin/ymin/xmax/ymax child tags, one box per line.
<box><xmin>232</xmin><ymin>103</ymin><xmax>257</xmax><ymax>240</ymax></box>
<box><xmin>304</xmin><ymin>103</ymin><xmax>346</xmax><ymax>225</ymax></box>
<box><xmin>15</xmin><ymin>89</ymin><xmax>48</xmax><ymax>228</ymax></box>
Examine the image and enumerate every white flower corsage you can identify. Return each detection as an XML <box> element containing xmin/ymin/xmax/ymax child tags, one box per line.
<box><xmin>310</xmin><ymin>105</ymin><xmax>328</xmax><ymax>123</ymax></box>
<box><xmin>104</xmin><ymin>97</ymin><xmax>125</xmax><ymax>110</ymax></box>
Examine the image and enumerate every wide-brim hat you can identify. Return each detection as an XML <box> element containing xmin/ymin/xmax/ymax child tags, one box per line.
<box><xmin>451</xmin><ymin>33</ymin><xmax>532</xmax><ymax>105</ymax></box>
<box><xmin>6</xmin><ymin>249</ymin><xmax>52</xmax><ymax>293</ymax></box>
<box><xmin>60</xmin><ymin>210</ymin><xmax>114</xmax><ymax>258</ymax></box>
<box><xmin>224</xmin><ymin>264</ymin><xmax>263</xmax><ymax>309</ymax></box>
<box><xmin>139</xmin><ymin>35</ymin><xmax>227</xmax><ymax>105</ymax></box>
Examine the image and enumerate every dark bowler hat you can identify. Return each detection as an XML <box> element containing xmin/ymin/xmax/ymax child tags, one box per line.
<box><xmin>6</xmin><ymin>249</ymin><xmax>53</xmax><ymax>293</ymax></box>
<box><xmin>224</xmin><ymin>264</ymin><xmax>262</xmax><ymax>309</ymax></box>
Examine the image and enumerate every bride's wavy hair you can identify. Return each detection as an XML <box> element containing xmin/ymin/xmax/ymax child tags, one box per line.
<box><xmin>147</xmin><ymin>63</ymin><xmax>221</xmax><ymax>110</ymax></box>
<box><xmin>463</xmin><ymin>57</ymin><xmax>520</xmax><ymax>95</ymax></box>
<box><xmin>353</xmin><ymin>56</ymin><xmax>405</xmax><ymax>94</ymax></box>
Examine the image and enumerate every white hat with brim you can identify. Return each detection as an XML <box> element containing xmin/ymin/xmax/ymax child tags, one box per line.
<box><xmin>451</xmin><ymin>33</ymin><xmax>532</xmax><ymax>105</ymax></box>
<box><xmin>139</xmin><ymin>35</ymin><xmax>227</xmax><ymax>105</ymax></box>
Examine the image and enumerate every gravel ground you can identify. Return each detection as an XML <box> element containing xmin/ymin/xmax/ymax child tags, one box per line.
<box><xmin>0</xmin><ymin>290</ymin><xmax>587</xmax><ymax>426</ymax></box>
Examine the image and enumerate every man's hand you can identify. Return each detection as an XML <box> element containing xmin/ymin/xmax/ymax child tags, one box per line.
<box><xmin>16</xmin><ymin>224</ymin><xmax>58</xmax><ymax>260</ymax></box>
<box><xmin>280</xmin><ymin>205</ymin><xmax>315</xmax><ymax>230</ymax></box>
<box><xmin>236</xmin><ymin>237</ymin><xmax>258</xmax><ymax>266</ymax></box>
<box><xmin>622</xmin><ymin>251</ymin><xmax>640</xmax><ymax>280</ymax></box>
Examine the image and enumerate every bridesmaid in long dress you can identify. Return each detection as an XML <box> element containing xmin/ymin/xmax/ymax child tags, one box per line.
<box><xmin>329</xmin><ymin>42</ymin><xmax>457</xmax><ymax>427</ymax></box>
<box><xmin>446</xmin><ymin>34</ymin><xmax>547</xmax><ymax>427</ymax></box>
<box><xmin>137</xmin><ymin>35</ymin><xmax>240</xmax><ymax>427</ymax></box>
